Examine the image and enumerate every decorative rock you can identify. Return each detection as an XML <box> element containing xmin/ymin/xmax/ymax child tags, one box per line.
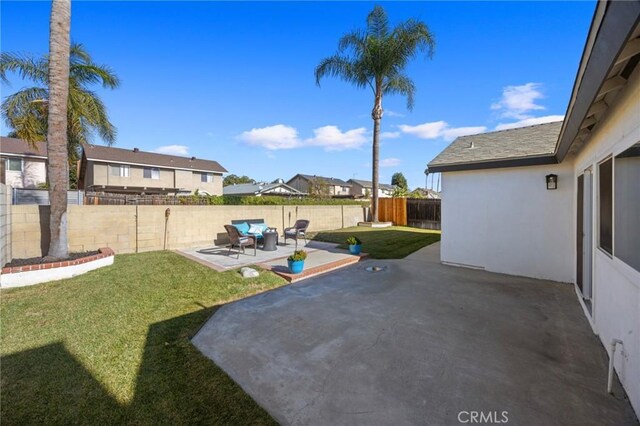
<box><xmin>240</xmin><ymin>267</ymin><xmax>260</xmax><ymax>278</ymax></box>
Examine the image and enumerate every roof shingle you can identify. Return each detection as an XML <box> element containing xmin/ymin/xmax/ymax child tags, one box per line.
<box><xmin>0</xmin><ymin>137</ymin><xmax>48</xmax><ymax>157</ymax></box>
<box><xmin>83</xmin><ymin>145</ymin><xmax>227</xmax><ymax>173</ymax></box>
<box><xmin>428</xmin><ymin>121</ymin><xmax>563</xmax><ymax>170</ymax></box>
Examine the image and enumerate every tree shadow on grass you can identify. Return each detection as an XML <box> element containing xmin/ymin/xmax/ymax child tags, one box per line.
<box><xmin>1</xmin><ymin>307</ymin><xmax>277</xmax><ymax>425</ymax></box>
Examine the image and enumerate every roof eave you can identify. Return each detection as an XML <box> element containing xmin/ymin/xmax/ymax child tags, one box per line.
<box><xmin>555</xmin><ymin>0</ymin><xmax>640</xmax><ymax>161</ymax></box>
<box><xmin>427</xmin><ymin>154</ymin><xmax>558</xmax><ymax>173</ymax></box>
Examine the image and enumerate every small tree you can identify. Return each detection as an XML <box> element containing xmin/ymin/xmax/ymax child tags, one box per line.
<box><xmin>308</xmin><ymin>178</ymin><xmax>331</xmax><ymax>198</ymax></box>
<box><xmin>223</xmin><ymin>174</ymin><xmax>255</xmax><ymax>186</ymax></box>
<box><xmin>391</xmin><ymin>172</ymin><xmax>408</xmax><ymax>190</ymax></box>
<box><xmin>392</xmin><ymin>186</ymin><xmax>409</xmax><ymax>198</ymax></box>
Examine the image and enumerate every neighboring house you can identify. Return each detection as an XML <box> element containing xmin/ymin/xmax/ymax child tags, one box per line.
<box><xmin>427</xmin><ymin>0</ymin><xmax>640</xmax><ymax>415</ymax></box>
<box><xmin>287</xmin><ymin>174</ymin><xmax>352</xmax><ymax>197</ymax></box>
<box><xmin>348</xmin><ymin>179</ymin><xmax>395</xmax><ymax>198</ymax></box>
<box><xmin>223</xmin><ymin>181</ymin><xmax>304</xmax><ymax>197</ymax></box>
<box><xmin>79</xmin><ymin>145</ymin><xmax>227</xmax><ymax>195</ymax></box>
<box><xmin>0</xmin><ymin>137</ymin><xmax>48</xmax><ymax>189</ymax></box>
<box><xmin>411</xmin><ymin>188</ymin><xmax>441</xmax><ymax>199</ymax></box>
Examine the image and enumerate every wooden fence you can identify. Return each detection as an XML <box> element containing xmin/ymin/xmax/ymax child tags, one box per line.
<box><xmin>378</xmin><ymin>197</ymin><xmax>407</xmax><ymax>225</ymax></box>
<box><xmin>378</xmin><ymin>197</ymin><xmax>441</xmax><ymax>230</ymax></box>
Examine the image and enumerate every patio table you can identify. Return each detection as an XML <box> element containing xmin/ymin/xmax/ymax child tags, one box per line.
<box><xmin>262</xmin><ymin>229</ymin><xmax>278</xmax><ymax>251</ymax></box>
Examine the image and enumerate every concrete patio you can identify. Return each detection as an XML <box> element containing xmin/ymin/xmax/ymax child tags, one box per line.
<box><xmin>193</xmin><ymin>242</ymin><xmax>639</xmax><ymax>425</ymax></box>
<box><xmin>177</xmin><ymin>240</ymin><xmax>366</xmax><ymax>282</ymax></box>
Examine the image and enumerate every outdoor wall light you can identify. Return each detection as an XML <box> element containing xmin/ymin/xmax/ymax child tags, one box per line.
<box><xmin>546</xmin><ymin>174</ymin><xmax>558</xmax><ymax>190</ymax></box>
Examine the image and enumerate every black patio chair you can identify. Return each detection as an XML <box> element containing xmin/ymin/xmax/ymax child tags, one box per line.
<box><xmin>224</xmin><ymin>224</ymin><xmax>257</xmax><ymax>258</ymax></box>
<box><xmin>284</xmin><ymin>220</ymin><xmax>310</xmax><ymax>250</ymax></box>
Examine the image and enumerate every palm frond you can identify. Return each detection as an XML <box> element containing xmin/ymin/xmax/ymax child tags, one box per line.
<box><xmin>367</xmin><ymin>5</ymin><xmax>390</xmax><ymax>39</ymax></box>
<box><xmin>1</xmin><ymin>87</ymin><xmax>49</xmax><ymax>144</ymax></box>
<box><xmin>383</xmin><ymin>73</ymin><xmax>416</xmax><ymax>110</ymax></box>
<box><xmin>0</xmin><ymin>52</ymin><xmax>48</xmax><ymax>85</ymax></box>
<box><xmin>1</xmin><ymin>43</ymin><xmax>119</xmax><ymax>147</ymax></box>
<box><xmin>338</xmin><ymin>30</ymin><xmax>368</xmax><ymax>56</ymax></box>
<box><xmin>314</xmin><ymin>55</ymin><xmax>369</xmax><ymax>89</ymax></box>
<box><xmin>393</xmin><ymin>19</ymin><xmax>436</xmax><ymax>61</ymax></box>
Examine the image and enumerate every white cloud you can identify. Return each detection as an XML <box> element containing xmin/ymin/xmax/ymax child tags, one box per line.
<box><xmin>380</xmin><ymin>131</ymin><xmax>401</xmax><ymax>139</ymax></box>
<box><xmin>237</xmin><ymin>124</ymin><xmax>300</xmax><ymax>150</ymax></box>
<box><xmin>385</xmin><ymin>110</ymin><xmax>405</xmax><ymax>118</ymax></box>
<box><xmin>399</xmin><ymin>121</ymin><xmax>449</xmax><ymax>139</ymax></box>
<box><xmin>380</xmin><ymin>158</ymin><xmax>401</xmax><ymax>167</ymax></box>
<box><xmin>441</xmin><ymin>126</ymin><xmax>488</xmax><ymax>140</ymax></box>
<box><xmin>238</xmin><ymin>124</ymin><xmax>368</xmax><ymax>151</ymax></box>
<box><xmin>399</xmin><ymin>121</ymin><xmax>486</xmax><ymax>141</ymax></box>
<box><xmin>491</xmin><ymin>83</ymin><xmax>545</xmax><ymax>119</ymax></box>
<box><xmin>154</xmin><ymin>145</ymin><xmax>190</xmax><ymax>156</ymax></box>
<box><xmin>495</xmin><ymin>115</ymin><xmax>564</xmax><ymax>131</ymax></box>
<box><xmin>304</xmin><ymin>125</ymin><xmax>368</xmax><ymax>151</ymax></box>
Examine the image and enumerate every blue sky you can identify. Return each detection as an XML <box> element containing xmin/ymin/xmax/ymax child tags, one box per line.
<box><xmin>1</xmin><ymin>1</ymin><xmax>595</xmax><ymax>189</ymax></box>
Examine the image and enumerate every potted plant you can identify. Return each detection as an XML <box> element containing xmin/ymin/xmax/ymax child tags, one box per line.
<box><xmin>346</xmin><ymin>236</ymin><xmax>362</xmax><ymax>255</ymax></box>
<box><xmin>287</xmin><ymin>250</ymin><xmax>307</xmax><ymax>274</ymax></box>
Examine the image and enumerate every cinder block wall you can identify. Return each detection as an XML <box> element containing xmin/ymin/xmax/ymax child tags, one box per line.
<box><xmin>10</xmin><ymin>204</ymin><xmax>365</xmax><ymax>258</ymax></box>
<box><xmin>0</xmin><ymin>184</ymin><xmax>12</xmax><ymax>266</ymax></box>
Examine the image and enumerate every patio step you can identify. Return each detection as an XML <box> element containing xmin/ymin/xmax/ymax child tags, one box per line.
<box><xmin>260</xmin><ymin>253</ymin><xmax>368</xmax><ymax>283</ymax></box>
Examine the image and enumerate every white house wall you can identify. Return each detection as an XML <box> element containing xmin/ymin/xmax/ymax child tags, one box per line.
<box><xmin>441</xmin><ymin>162</ymin><xmax>575</xmax><ymax>283</ymax></box>
<box><xmin>571</xmin><ymin>65</ymin><xmax>640</xmax><ymax>415</ymax></box>
<box><xmin>4</xmin><ymin>158</ymin><xmax>47</xmax><ymax>189</ymax></box>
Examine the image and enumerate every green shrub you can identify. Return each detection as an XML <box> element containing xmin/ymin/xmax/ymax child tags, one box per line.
<box><xmin>287</xmin><ymin>250</ymin><xmax>307</xmax><ymax>262</ymax></box>
<box><xmin>178</xmin><ymin>195</ymin><xmax>368</xmax><ymax>206</ymax></box>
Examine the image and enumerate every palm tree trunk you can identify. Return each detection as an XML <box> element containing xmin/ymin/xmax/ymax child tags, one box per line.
<box><xmin>371</xmin><ymin>89</ymin><xmax>383</xmax><ymax>223</ymax></box>
<box><xmin>46</xmin><ymin>0</ymin><xmax>71</xmax><ymax>259</ymax></box>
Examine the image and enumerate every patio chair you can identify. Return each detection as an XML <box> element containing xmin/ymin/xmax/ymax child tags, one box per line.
<box><xmin>224</xmin><ymin>224</ymin><xmax>257</xmax><ymax>258</ymax></box>
<box><xmin>284</xmin><ymin>220</ymin><xmax>310</xmax><ymax>250</ymax></box>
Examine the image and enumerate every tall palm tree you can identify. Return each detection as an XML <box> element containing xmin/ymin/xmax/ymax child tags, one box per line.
<box><xmin>46</xmin><ymin>0</ymin><xmax>71</xmax><ymax>259</ymax></box>
<box><xmin>1</xmin><ymin>43</ymin><xmax>120</xmax><ymax>163</ymax></box>
<box><xmin>315</xmin><ymin>6</ymin><xmax>435</xmax><ymax>222</ymax></box>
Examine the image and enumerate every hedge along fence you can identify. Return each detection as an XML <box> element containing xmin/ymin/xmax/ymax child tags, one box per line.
<box><xmin>85</xmin><ymin>192</ymin><xmax>370</xmax><ymax>206</ymax></box>
<box><xmin>9</xmin><ymin>204</ymin><xmax>367</xmax><ymax>260</ymax></box>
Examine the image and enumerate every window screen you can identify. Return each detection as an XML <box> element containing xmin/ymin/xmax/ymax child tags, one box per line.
<box><xmin>144</xmin><ymin>167</ymin><xmax>159</xmax><ymax>179</ymax></box>
<box><xmin>614</xmin><ymin>143</ymin><xmax>640</xmax><ymax>272</ymax></box>
<box><xmin>7</xmin><ymin>159</ymin><xmax>22</xmax><ymax>171</ymax></box>
<box><xmin>599</xmin><ymin>158</ymin><xmax>613</xmax><ymax>255</ymax></box>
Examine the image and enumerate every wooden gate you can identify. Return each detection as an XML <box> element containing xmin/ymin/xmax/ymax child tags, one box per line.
<box><xmin>378</xmin><ymin>198</ymin><xmax>407</xmax><ymax>225</ymax></box>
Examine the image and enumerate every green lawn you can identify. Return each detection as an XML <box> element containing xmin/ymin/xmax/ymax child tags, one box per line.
<box><xmin>0</xmin><ymin>251</ymin><xmax>285</xmax><ymax>425</ymax></box>
<box><xmin>312</xmin><ymin>226</ymin><xmax>441</xmax><ymax>259</ymax></box>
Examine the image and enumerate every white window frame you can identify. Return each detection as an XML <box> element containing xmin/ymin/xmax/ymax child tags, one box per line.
<box><xmin>201</xmin><ymin>173</ymin><xmax>213</xmax><ymax>183</ymax></box>
<box><xmin>6</xmin><ymin>158</ymin><xmax>23</xmax><ymax>172</ymax></box>
<box><xmin>144</xmin><ymin>167</ymin><xmax>160</xmax><ymax>180</ymax></box>
<box><xmin>111</xmin><ymin>164</ymin><xmax>130</xmax><ymax>177</ymax></box>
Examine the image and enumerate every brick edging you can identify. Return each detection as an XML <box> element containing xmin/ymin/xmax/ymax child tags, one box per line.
<box><xmin>1</xmin><ymin>247</ymin><xmax>115</xmax><ymax>274</ymax></box>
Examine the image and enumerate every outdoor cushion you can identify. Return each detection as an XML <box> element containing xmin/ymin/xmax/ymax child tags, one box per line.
<box><xmin>248</xmin><ymin>224</ymin><xmax>264</xmax><ymax>235</ymax></box>
<box><xmin>234</xmin><ymin>222</ymin><xmax>250</xmax><ymax>235</ymax></box>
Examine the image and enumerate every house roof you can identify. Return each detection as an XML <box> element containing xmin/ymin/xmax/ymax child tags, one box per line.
<box><xmin>0</xmin><ymin>137</ymin><xmax>48</xmax><ymax>158</ymax></box>
<box><xmin>82</xmin><ymin>145</ymin><xmax>227</xmax><ymax>173</ymax></box>
<box><xmin>427</xmin><ymin>121</ymin><xmax>563</xmax><ymax>173</ymax></box>
<box><xmin>223</xmin><ymin>182</ymin><xmax>303</xmax><ymax>196</ymax></box>
<box><xmin>348</xmin><ymin>179</ymin><xmax>395</xmax><ymax>191</ymax></box>
<box><xmin>291</xmin><ymin>174</ymin><xmax>351</xmax><ymax>186</ymax></box>
<box><xmin>427</xmin><ymin>1</ymin><xmax>640</xmax><ymax>174</ymax></box>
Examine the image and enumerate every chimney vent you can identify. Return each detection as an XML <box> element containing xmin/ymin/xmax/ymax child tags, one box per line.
<box><xmin>191</xmin><ymin>156</ymin><xmax>196</xmax><ymax>161</ymax></box>
<box><xmin>133</xmin><ymin>147</ymin><xmax>139</xmax><ymax>153</ymax></box>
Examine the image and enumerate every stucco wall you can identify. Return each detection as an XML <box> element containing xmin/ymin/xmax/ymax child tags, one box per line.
<box><xmin>440</xmin><ymin>162</ymin><xmax>575</xmax><ymax>283</ymax></box>
<box><xmin>0</xmin><ymin>184</ymin><xmax>12</xmax><ymax>266</ymax></box>
<box><xmin>571</xmin><ymin>66</ymin><xmax>640</xmax><ymax>415</ymax></box>
<box><xmin>10</xmin><ymin>204</ymin><xmax>365</xmax><ymax>258</ymax></box>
